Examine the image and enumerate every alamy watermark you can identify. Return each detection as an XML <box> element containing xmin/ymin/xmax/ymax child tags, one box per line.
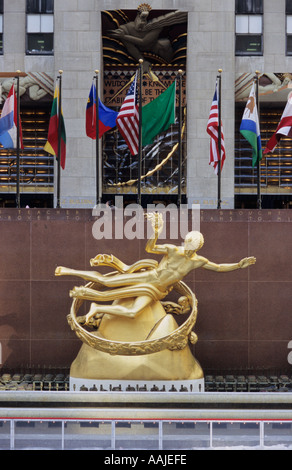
<box><xmin>92</xmin><ymin>196</ymin><xmax>200</xmax><ymax>241</ymax></box>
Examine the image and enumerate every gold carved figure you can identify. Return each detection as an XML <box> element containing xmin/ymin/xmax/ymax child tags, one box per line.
<box><xmin>108</xmin><ymin>5</ymin><xmax>187</xmax><ymax>72</ymax></box>
<box><xmin>55</xmin><ymin>213</ymin><xmax>256</xmax><ymax>382</ymax></box>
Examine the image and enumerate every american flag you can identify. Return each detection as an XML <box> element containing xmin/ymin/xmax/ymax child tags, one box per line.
<box><xmin>206</xmin><ymin>83</ymin><xmax>226</xmax><ymax>174</ymax></box>
<box><xmin>116</xmin><ymin>72</ymin><xmax>139</xmax><ymax>156</ymax></box>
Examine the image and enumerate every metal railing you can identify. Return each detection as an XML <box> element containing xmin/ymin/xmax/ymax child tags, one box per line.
<box><xmin>0</xmin><ymin>390</ymin><xmax>292</xmax><ymax>450</ymax></box>
<box><xmin>0</xmin><ymin>417</ymin><xmax>291</xmax><ymax>450</ymax></box>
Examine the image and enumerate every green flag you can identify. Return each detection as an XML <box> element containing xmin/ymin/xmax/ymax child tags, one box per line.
<box><xmin>142</xmin><ymin>81</ymin><xmax>176</xmax><ymax>146</ymax></box>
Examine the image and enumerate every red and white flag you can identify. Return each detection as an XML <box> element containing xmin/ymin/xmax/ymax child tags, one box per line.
<box><xmin>264</xmin><ymin>91</ymin><xmax>292</xmax><ymax>154</ymax></box>
<box><xmin>206</xmin><ymin>82</ymin><xmax>226</xmax><ymax>173</ymax></box>
<box><xmin>0</xmin><ymin>84</ymin><xmax>23</xmax><ymax>149</ymax></box>
<box><xmin>116</xmin><ymin>73</ymin><xmax>139</xmax><ymax>156</ymax></box>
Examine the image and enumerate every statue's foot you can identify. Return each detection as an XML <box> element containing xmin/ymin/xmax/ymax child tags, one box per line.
<box><xmin>55</xmin><ymin>266</ymin><xmax>66</xmax><ymax>276</ymax></box>
<box><xmin>55</xmin><ymin>266</ymin><xmax>76</xmax><ymax>276</ymax></box>
<box><xmin>90</xmin><ymin>254</ymin><xmax>113</xmax><ymax>266</ymax></box>
<box><xmin>76</xmin><ymin>313</ymin><xmax>101</xmax><ymax>329</ymax></box>
<box><xmin>77</xmin><ymin>314</ymin><xmax>87</xmax><ymax>325</ymax></box>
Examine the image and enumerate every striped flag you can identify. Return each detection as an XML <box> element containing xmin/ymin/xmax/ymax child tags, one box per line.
<box><xmin>264</xmin><ymin>91</ymin><xmax>292</xmax><ymax>154</ymax></box>
<box><xmin>116</xmin><ymin>73</ymin><xmax>139</xmax><ymax>155</ymax></box>
<box><xmin>0</xmin><ymin>84</ymin><xmax>23</xmax><ymax>149</ymax></box>
<box><xmin>206</xmin><ymin>82</ymin><xmax>226</xmax><ymax>174</ymax></box>
<box><xmin>44</xmin><ymin>83</ymin><xmax>66</xmax><ymax>170</ymax></box>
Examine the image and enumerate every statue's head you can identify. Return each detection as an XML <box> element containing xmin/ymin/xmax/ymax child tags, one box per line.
<box><xmin>184</xmin><ymin>231</ymin><xmax>204</xmax><ymax>254</ymax></box>
<box><xmin>137</xmin><ymin>3</ymin><xmax>152</xmax><ymax>20</ymax></box>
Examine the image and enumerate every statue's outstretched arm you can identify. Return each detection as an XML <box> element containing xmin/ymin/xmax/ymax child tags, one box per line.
<box><xmin>202</xmin><ymin>256</ymin><xmax>256</xmax><ymax>273</ymax></box>
<box><xmin>145</xmin><ymin>212</ymin><xmax>168</xmax><ymax>255</ymax></box>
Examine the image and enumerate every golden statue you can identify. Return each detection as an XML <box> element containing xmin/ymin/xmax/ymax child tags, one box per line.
<box><xmin>55</xmin><ymin>213</ymin><xmax>255</xmax><ymax>386</ymax></box>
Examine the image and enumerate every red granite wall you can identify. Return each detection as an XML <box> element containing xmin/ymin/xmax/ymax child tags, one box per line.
<box><xmin>0</xmin><ymin>208</ymin><xmax>291</xmax><ymax>374</ymax></box>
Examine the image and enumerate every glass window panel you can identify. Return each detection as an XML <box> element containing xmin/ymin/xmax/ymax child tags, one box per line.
<box><xmin>264</xmin><ymin>422</ymin><xmax>292</xmax><ymax>448</ymax></box>
<box><xmin>27</xmin><ymin>0</ymin><xmax>54</xmax><ymax>14</ymax></box>
<box><xmin>14</xmin><ymin>421</ymin><xmax>62</xmax><ymax>450</ymax></box>
<box><xmin>212</xmin><ymin>422</ymin><xmax>260</xmax><ymax>448</ymax></box>
<box><xmin>162</xmin><ymin>421</ymin><xmax>210</xmax><ymax>450</ymax></box>
<box><xmin>287</xmin><ymin>16</ymin><xmax>292</xmax><ymax>33</ymax></box>
<box><xmin>0</xmin><ymin>421</ymin><xmax>10</xmax><ymax>450</ymax></box>
<box><xmin>236</xmin><ymin>15</ymin><xmax>249</xmax><ymax>33</ymax></box>
<box><xmin>42</xmin><ymin>0</ymin><xmax>54</xmax><ymax>13</ymax></box>
<box><xmin>115</xmin><ymin>421</ymin><xmax>159</xmax><ymax>450</ymax></box>
<box><xmin>286</xmin><ymin>0</ymin><xmax>292</xmax><ymax>14</ymax></box>
<box><xmin>64</xmin><ymin>421</ymin><xmax>112</xmax><ymax>450</ymax></box>
<box><xmin>0</xmin><ymin>15</ymin><xmax>3</xmax><ymax>34</ymax></box>
<box><xmin>287</xmin><ymin>34</ymin><xmax>292</xmax><ymax>54</ymax></box>
<box><xmin>236</xmin><ymin>0</ymin><xmax>263</xmax><ymax>14</ymax></box>
<box><xmin>249</xmin><ymin>15</ymin><xmax>262</xmax><ymax>33</ymax></box>
<box><xmin>41</xmin><ymin>14</ymin><xmax>53</xmax><ymax>32</ymax></box>
<box><xmin>235</xmin><ymin>34</ymin><xmax>262</xmax><ymax>54</ymax></box>
<box><xmin>27</xmin><ymin>14</ymin><xmax>41</xmax><ymax>32</ymax></box>
<box><xmin>27</xmin><ymin>33</ymin><xmax>53</xmax><ymax>53</ymax></box>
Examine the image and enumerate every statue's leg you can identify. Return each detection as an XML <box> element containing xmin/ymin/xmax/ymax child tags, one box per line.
<box><xmin>55</xmin><ymin>266</ymin><xmax>149</xmax><ymax>288</ymax></box>
<box><xmin>55</xmin><ymin>266</ymin><xmax>102</xmax><ymax>283</ymax></box>
<box><xmin>83</xmin><ymin>295</ymin><xmax>153</xmax><ymax>321</ymax></box>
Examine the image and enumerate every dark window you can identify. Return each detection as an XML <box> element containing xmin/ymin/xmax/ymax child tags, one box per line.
<box><xmin>287</xmin><ymin>2</ymin><xmax>292</xmax><ymax>54</ymax></box>
<box><xmin>236</xmin><ymin>34</ymin><xmax>262</xmax><ymax>55</ymax></box>
<box><xmin>286</xmin><ymin>0</ymin><xmax>292</xmax><ymax>14</ymax></box>
<box><xmin>235</xmin><ymin>1</ymin><xmax>263</xmax><ymax>55</ymax></box>
<box><xmin>287</xmin><ymin>33</ymin><xmax>292</xmax><ymax>54</ymax></box>
<box><xmin>0</xmin><ymin>0</ymin><xmax>3</xmax><ymax>55</ymax></box>
<box><xmin>236</xmin><ymin>0</ymin><xmax>263</xmax><ymax>14</ymax></box>
<box><xmin>27</xmin><ymin>33</ymin><xmax>53</xmax><ymax>54</ymax></box>
<box><xmin>26</xmin><ymin>0</ymin><xmax>54</xmax><ymax>14</ymax></box>
<box><xmin>26</xmin><ymin>1</ymin><xmax>54</xmax><ymax>55</ymax></box>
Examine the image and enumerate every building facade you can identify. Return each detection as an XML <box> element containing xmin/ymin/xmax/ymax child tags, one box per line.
<box><xmin>0</xmin><ymin>0</ymin><xmax>291</xmax><ymax>209</ymax></box>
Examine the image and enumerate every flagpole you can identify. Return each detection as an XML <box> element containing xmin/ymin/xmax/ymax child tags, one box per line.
<box><xmin>95</xmin><ymin>70</ymin><xmax>101</xmax><ymax>205</ymax></box>
<box><xmin>255</xmin><ymin>70</ymin><xmax>261</xmax><ymax>209</ymax></box>
<box><xmin>178</xmin><ymin>69</ymin><xmax>183</xmax><ymax>206</ymax></box>
<box><xmin>217</xmin><ymin>69</ymin><xmax>222</xmax><ymax>209</ymax></box>
<box><xmin>138</xmin><ymin>59</ymin><xmax>143</xmax><ymax>206</ymax></box>
<box><xmin>56</xmin><ymin>70</ymin><xmax>63</xmax><ymax>209</ymax></box>
<box><xmin>15</xmin><ymin>70</ymin><xmax>21</xmax><ymax>208</ymax></box>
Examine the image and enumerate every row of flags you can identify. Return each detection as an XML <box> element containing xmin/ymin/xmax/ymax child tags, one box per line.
<box><xmin>239</xmin><ymin>80</ymin><xmax>292</xmax><ymax>167</ymax></box>
<box><xmin>0</xmin><ymin>73</ymin><xmax>176</xmax><ymax>174</ymax></box>
<box><xmin>1</xmin><ymin>73</ymin><xmax>292</xmax><ymax>176</ymax></box>
<box><xmin>86</xmin><ymin>71</ymin><xmax>176</xmax><ymax>156</ymax></box>
<box><xmin>207</xmin><ymin>78</ymin><xmax>292</xmax><ymax>175</ymax></box>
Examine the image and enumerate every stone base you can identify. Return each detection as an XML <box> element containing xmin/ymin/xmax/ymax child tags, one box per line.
<box><xmin>70</xmin><ymin>377</ymin><xmax>205</xmax><ymax>393</ymax></box>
